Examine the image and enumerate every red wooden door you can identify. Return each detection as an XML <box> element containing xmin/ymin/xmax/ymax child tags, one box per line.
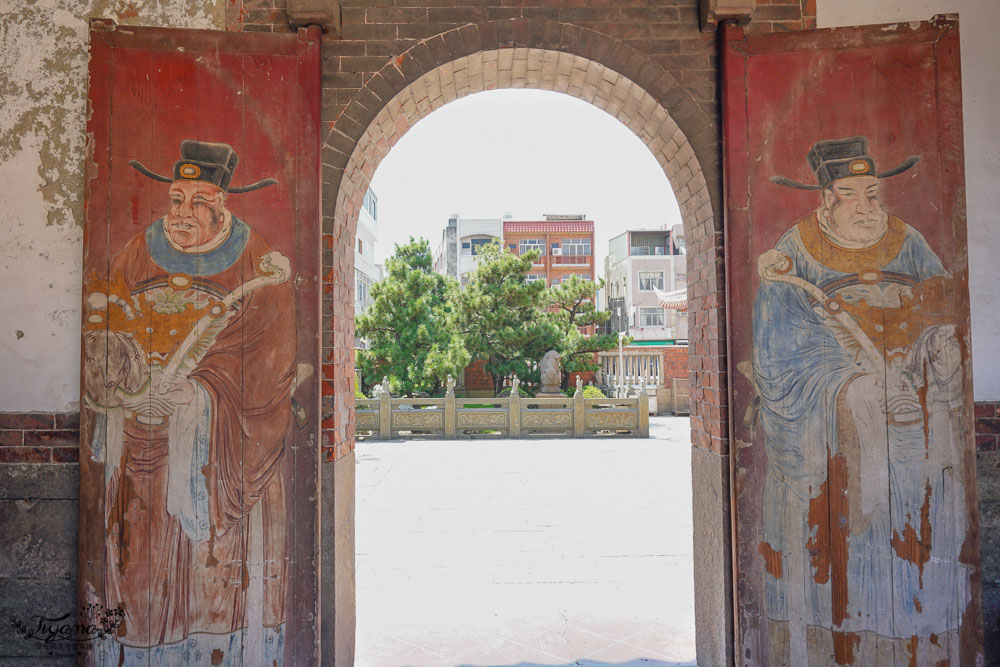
<box><xmin>80</xmin><ymin>21</ymin><xmax>321</xmax><ymax>665</ymax></box>
<box><xmin>722</xmin><ymin>17</ymin><xmax>981</xmax><ymax>666</ymax></box>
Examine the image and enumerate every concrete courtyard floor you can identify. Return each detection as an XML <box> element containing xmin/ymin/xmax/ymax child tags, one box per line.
<box><xmin>354</xmin><ymin>416</ymin><xmax>696</xmax><ymax>667</ymax></box>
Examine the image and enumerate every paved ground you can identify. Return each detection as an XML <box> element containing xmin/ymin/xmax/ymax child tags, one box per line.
<box><xmin>354</xmin><ymin>416</ymin><xmax>696</xmax><ymax>667</ymax></box>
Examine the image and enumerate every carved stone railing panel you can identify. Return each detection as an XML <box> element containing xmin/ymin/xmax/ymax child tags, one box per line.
<box><xmin>356</xmin><ymin>412</ymin><xmax>378</xmax><ymax>429</ymax></box>
<box><xmin>392</xmin><ymin>411</ymin><xmax>444</xmax><ymax>429</ymax></box>
<box><xmin>457</xmin><ymin>412</ymin><xmax>507</xmax><ymax>428</ymax></box>
<box><xmin>586</xmin><ymin>411</ymin><xmax>637</xmax><ymax>429</ymax></box>
<box><xmin>521</xmin><ymin>411</ymin><xmax>573</xmax><ymax>428</ymax></box>
<box><xmin>356</xmin><ymin>387</ymin><xmax>648</xmax><ymax>440</ymax></box>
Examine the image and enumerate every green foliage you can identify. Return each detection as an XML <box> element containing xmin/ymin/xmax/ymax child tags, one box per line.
<box><xmin>543</xmin><ymin>275</ymin><xmax>621</xmax><ymax>382</ymax></box>
<box><xmin>562</xmin><ymin>384</ymin><xmax>607</xmax><ymax>398</ymax></box>
<box><xmin>453</xmin><ymin>241</ymin><xmax>561</xmax><ymax>394</ymax></box>
<box><xmin>355</xmin><ymin>238</ymin><xmax>470</xmax><ymax>396</ymax></box>
<box><xmin>496</xmin><ymin>385</ymin><xmax>533</xmax><ymax>398</ymax></box>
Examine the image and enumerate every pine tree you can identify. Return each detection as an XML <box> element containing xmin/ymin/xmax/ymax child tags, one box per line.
<box><xmin>453</xmin><ymin>241</ymin><xmax>561</xmax><ymax>394</ymax></box>
<box><xmin>543</xmin><ymin>275</ymin><xmax>620</xmax><ymax>385</ymax></box>
<box><xmin>355</xmin><ymin>238</ymin><xmax>469</xmax><ymax>396</ymax></box>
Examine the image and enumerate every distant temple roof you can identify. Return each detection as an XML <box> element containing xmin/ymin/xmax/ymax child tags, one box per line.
<box><xmin>655</xmin><ymin>288</ymin><xmax>687</xmax><ymax>310</ymax></box>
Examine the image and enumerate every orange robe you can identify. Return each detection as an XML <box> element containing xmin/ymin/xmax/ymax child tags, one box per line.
<box><xmin>87</xmin><ymin>217</ymin><xmax>295</xmax><ymax>661</ymax></box>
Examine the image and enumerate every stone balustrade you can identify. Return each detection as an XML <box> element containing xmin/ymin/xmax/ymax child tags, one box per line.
<box><xmin>356</xmin><ymin>378</ymin><xmax>648</xmax><ymax>440</ymax></box>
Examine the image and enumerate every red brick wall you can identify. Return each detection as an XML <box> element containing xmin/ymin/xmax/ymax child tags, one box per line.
<box><xmin>568</xmin><ymin>370</ymin><xmax>597</xmax><ymax>388</ymax></box>
<box><xmin>225</xmin><ymin>0</ymin><xmax>293</xmax><ymax>34</ymax></box>
<box><xmin>463</xmin><ymin>359</ymin><xmax>494</xmax><ymax>392</ymax></box>
<box><xmin>662</xmin><ymin>345</ymin><xmax>688</xmax><ymax>384</ymax></box>
<box><xmin>976</xmin><ymin>402</ymin><xmax>1000</xmax><ymax>451</ymax></box>
<box><xmin>0</xmin><ymin>413</ymin><xmax>79</xmax><ymax>463</ymax></box>
<box><xmin>745</xmin><ymin>0</ymin><xmax>816</xmax><ymax>34</ymax></box>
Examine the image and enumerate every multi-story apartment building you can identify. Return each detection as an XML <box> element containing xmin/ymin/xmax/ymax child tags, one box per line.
<box><xmin>355</xmin><ymin>187</ymin><xmax>383</xmax><ymax>347</ymax></box>
<box><xmin>502</xmin><ymin>215</ymin><xmax>596</xmax><ymax>287</ymax></box>
<box><xmin>604</xmin><ymin>224</ymin><xmax>687</xmax><ymax>342</ymax></box>
<box><xmin>432</xmin><ymin>215</ymin><xmax>504</xmax><ymax>286</ymax></box>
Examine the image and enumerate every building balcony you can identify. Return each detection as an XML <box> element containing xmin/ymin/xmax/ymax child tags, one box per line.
<box><xmin>551</xmin><ymin>254</ymin><xmax>591</xmax><ymax>265</ymax></box>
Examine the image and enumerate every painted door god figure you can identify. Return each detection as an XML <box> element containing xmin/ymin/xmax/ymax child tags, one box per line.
<box><xmin>751</xmin><ymin>136</ymin><xmax>970</xmax><ymax>664</ymax></box>
<box><xmin>82</xmin><ymin>140</ymin><xmax>295</xmax><ymax>665</ymax></box>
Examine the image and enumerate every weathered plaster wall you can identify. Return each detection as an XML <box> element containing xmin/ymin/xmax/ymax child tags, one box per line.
<box><xmin>817</xmin><ymin>0</ymin><xmax>1000</xmax><ymax>402</ymax></box>
<box><xmin>0</xmin><ymin>0</ymin><xmax>224</xmax><ymax>412</ymax></box>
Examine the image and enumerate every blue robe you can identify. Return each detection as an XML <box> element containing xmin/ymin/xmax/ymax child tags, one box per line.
<box><xmin>752</xmin><ymin>212</ymin><xmax>968</xmax><ymax>639</ymax></box>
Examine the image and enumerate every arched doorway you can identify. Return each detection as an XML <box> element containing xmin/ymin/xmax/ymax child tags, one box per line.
<box><xmin>321</xmin><ymin>22</ymin><xmax>731</xmax><ymax>665</ymax></box>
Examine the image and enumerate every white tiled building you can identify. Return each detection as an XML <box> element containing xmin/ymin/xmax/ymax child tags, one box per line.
<box><xmin>355</xmin><ymin>187</ymin><xmax>383</xmax><ymax>347</ymax></box>
<box><xmin>604</xmin><ymin>224</ymin><xmax>687</xmax><ymax>342</ymax></box>
<box><xmin>433</xmin><ymin>215</ymin><xmax>504</xmax><ymax>286</ymax></box>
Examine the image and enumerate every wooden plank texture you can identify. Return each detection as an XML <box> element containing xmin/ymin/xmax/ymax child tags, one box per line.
<box><xmin>79</xmin><ymin>22</ymin><xmax>321</xmax><ymax>665</ymax></box>
<box><xmin>722</xmin><ymin>17</ymin><xmax>982</xmax><ymax>666</ymax></box>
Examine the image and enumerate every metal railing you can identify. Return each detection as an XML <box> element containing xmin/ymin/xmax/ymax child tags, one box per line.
<box><xmin>356</xmin><ymin>376</ymin><xmax>648</xmax><ymax>440</ymax></box>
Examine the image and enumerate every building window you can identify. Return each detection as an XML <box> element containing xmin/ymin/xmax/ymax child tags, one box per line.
<box><xmin>362</xmin><ymin>188</ymin><xmax>378</xmax><ymax>221</ymax></box>
<box><xmin>462</xmin><ymin>238</ymin><xmax>495</xmax><ymax>255</ymax></box>
<box><xmin>467</xmin><ymin>237</ymin><xmax>493</xmax><ymax>255</ymax></box>
<box><xmin>638</xmin><ymin>271</ymin><xmax>664</xmax><ymax>291</ymax></box>
<box><xmin>563</xmin><ymin>238</ymin><xmax>591</xmax><ymax>255</ymax></box>
<box><xmin>356</xmin><ymin>270</ymin><xmax>374</xmax><ymax>310</ymax></box>
<box><xmin>357</xmin><ymin>238</ymin><xmax>363</xmax><ymax>254</ymax></box>
<box><xmin>518</xmin><ymin>239</ymin><xmax>545</xmax><ymax>256</ymax></box>
<box><xmin>631</xmin><ymin>246</ymin><xmax>651</xmax><ymax>256</ymax></box>
<box><xmin>639</xmin><ymin>307</ymin><xmax>665</xmax><ymax>327</ymax></box>
<box><xmin>526</xmin><ymin>274</ymin><xmax>543</xmax><ymax>283</ymax></box>
<box><xmin>550</xmin><ymin>278</ymin><xmax>560</xmax><ymax>286</ymax></box>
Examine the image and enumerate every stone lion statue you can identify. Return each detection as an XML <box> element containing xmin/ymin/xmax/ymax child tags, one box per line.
<box><xmin>539</xmin><ymin>350</ymin><xmax>562</xmax><ymax>393</ymax></box>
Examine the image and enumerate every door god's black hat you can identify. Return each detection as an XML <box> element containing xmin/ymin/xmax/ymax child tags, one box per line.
<box><xmin>771</xmin><ymin>135</ymin><xmax>920</xmax><ymax>191</ymax></box>
<box><xmin>128</xmin><ymin>140</ymin><xmax>277</xmax><ymax>193</ymax></box>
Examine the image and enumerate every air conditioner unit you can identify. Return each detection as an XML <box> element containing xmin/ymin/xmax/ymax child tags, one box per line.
<box><xmin>551</xmin><ymin>248</ymin><xmax>562</xmax><ymax>255</ymax></box>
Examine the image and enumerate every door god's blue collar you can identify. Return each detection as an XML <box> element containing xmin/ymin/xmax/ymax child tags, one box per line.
<box><xmin>146</xmin><ymin>217</ymin><xmax>250</xmax><ymax>276</ymax></box>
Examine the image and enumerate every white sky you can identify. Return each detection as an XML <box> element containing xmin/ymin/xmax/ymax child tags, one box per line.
<box><xmin>369</xmin><ymin>89</ymin><xmax>682</xmax><ymax>271</ymax></box>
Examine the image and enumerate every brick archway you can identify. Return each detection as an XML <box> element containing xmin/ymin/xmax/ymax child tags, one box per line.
<box><xmin>321</xmin><ymin>19</ymin><xmax>731</xmax><ymax>665</ymax></box>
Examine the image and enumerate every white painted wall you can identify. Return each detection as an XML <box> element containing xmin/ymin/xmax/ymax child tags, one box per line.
<box><xmin>0</xmin><ymin>137</ymin><xmax>83</xmax><ymax>412</ymax></box>
<box><xmin>356</xmin><ymin>206</ymin><xmax>380</xmax><ymax>280</ymax></box>
<box><xmin>456</xmin><ymin>218</ymin><xmax>502</xmax><ymax>280</ymax></box>
<box><xmin>0</xmin><ymin>0</ymin><xmax>223</xmax><ymax>412</ymax></box>
<box><xmin>817</xmin><ymin>0</ymin><xmax>1000</xmax><ymax>399</ymax></box>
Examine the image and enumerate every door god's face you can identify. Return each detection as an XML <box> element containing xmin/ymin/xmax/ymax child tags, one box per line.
<box><xmin>166</xmin><ymin>180</ymin><xmax>226</xmax><ymax>249</ymax></box>
<box><xmin>822</xmin><ymin>175</ymin><xmax>885</xmax><ymax>246</ymax></box>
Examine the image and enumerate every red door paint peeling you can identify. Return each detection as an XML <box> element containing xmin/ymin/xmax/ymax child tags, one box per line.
<box><xmin>891</xmin><ymin>481</ymin><xmax>934</xmax><ymax>589</ymax></box>
<box><xmin>832</xmin><ymin>630</ymin><xmax>860</xmax><ymax>666</ymax></box>
<box><xmin>758</xmin><ymin>541</ymin><xmax>783</xmax><ymax>579</ymax></box>
<box><xmin>82</xmin><ymin>23</ymin><xmax>322</xmax><ymax>664</ymax></box>
<box><xmin>723</xmin><ymin>17</ymin><xmax>982</xmax><ymax>665</ymax></box>
<box><xmin>806</xmin><ymin>450</ymin><xmax>850</xmax><ymax>626</ymax></box>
